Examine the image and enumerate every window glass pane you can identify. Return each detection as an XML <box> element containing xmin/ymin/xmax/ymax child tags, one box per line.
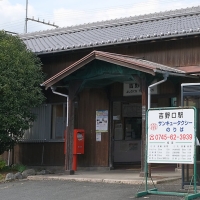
<box><xmin>52</xmin><ymin>104</ymin><xmax>66</xmax><ymax>139</ymax></box>
<box><xmin>23</xmin><ymin>104</ymin><xmax>51</xmax><ymax>140</ymax></box>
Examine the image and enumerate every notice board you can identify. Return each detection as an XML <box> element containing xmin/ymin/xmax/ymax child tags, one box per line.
<box><xmin>96</xmin><ymin>110</ymin><xmax>108</xmax><ymax>132</ymax></box>
<box><xmin>147</xmin><ymin>107</ymin><xmax>195</xmax><ymax>164</ymax></box>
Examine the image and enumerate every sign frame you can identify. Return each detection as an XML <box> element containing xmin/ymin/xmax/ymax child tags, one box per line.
<box><xmin>147</xmin><ymin>107</ymin><xmax>195</xmax><ymax>164</ymax></box>
<box><xmin>136</xmin><ymin>106</ymin><xmax>200</xmax><ymax>200</ymax></box>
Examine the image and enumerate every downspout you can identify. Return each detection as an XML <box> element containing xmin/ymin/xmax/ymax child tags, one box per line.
<box><xmin>147</xmin><ymin>73</ymin><xmax>168</xmax><ymax>178</ymax></box>
<box><xmin>51</xmin><ymin>87</ymin><xmax>69</xmax><ymax>127</ymax></box>
<box><xmin>148</xmin><ymin>73</ymin><xmax>168</xmax><ymax>109</ymax></box>
<box><xmin>51</xmin><ymin>87</ymin><xmax>69</xmax><ymax>170</ymax></box>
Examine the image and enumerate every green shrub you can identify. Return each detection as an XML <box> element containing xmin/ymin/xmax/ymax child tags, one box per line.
<box><xmin>0</xmin><ymin>157</ymin><xmax>6</xmax><ymax>170</ymax></box>
<box><xmin>0</xmin><ymin>156</ymin><xmax>27</xmax><ymax>172</ymax></box>
<box><xmin>12</xmin><ymin>164</ymin><xmax>27</xmax><ymax>172</ymax></box>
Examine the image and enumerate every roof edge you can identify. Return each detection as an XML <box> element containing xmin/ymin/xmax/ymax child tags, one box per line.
<box><xmin>41</xmin><ymin>50</ymin><xmax>192</xmax><ymax>89</ymax></box>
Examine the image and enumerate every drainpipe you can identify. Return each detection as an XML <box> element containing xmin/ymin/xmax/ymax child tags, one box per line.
<box><xmin>147</xmin><ymin>73</ymin><xmax>168</xmax><ymax>178</ymax></box>
<box><xmin>51</xmin><ymin>87</ymin><xmax>69</xmax><ymax>127</ymax></box>
<box><xmin>51</xmin><ymin>87</ymin><xmax>69</xmax><ymax>170</ymax></box>
<box><xmin>148</xmin><ymin>73</ymin><xmax>168</xmax><ymax>109</ymax></box>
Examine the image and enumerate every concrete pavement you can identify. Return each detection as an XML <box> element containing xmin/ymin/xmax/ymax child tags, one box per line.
<box><xmin>27</xmin><ymin>165</ymin><xmax>182</xmax><ymax>185</ymax></box>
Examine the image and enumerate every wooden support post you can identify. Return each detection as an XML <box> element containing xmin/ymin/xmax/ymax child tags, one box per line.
<box><xmin>140</xmin><ymin>77</ymin><xmax>148</xmax><ymax>177</ymax></box>
<box><xmin>65</xmin><ymin>80</ymin><xmax>83</xmax><ymax>174</ymax></box>
<box><xmin>109</xmin><ymin>99</ymin><xmax>114</xmax><ymax>169</ymax></box>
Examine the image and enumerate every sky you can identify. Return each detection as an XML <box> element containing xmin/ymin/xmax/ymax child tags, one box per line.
<box><xmin>0</xmin><ymin>0</ymin><xmax>200</xmax><ymax>34</ymax></box>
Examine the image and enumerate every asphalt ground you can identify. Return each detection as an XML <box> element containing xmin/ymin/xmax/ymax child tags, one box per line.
<box><xmin>0</xmin><ymin>179</ymin><xmax>199</xmax><ymax>200</ymax></box>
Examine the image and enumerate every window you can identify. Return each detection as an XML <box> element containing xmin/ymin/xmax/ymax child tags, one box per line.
<box><xmin>51</xmin><ymin>104</ymin><xmax>66</xmax><ymax>139</ymax></box>
<box><xmin>23</xmin><ymin>103</ymin><xmax>66</xmax><ymax>141</ymax></box>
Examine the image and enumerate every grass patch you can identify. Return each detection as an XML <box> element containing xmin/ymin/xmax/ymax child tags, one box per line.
<box><xmin>0</xmin><ymin>172</ymin><xmax>7</xmax><ymax>182</ymax></box>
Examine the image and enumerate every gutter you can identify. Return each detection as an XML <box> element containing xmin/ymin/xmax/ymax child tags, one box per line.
<box><xmin>154</xmin><ymin>69</ymin><xmax>197</xmax><ymax>78</ymax></box>
<box><xmin>148</xmin><ymin>73</ymin><xmax>168</xmax><ymax>109</ymax></box>
<box><xmin>147</xmin><ymin>73</ymin><xmax>168</xmax><ymax>178</ymax></box>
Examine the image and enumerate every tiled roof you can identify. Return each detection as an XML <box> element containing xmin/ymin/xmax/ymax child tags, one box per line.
<box><xmin>20</xmin><ymin>6</ymin><xmax>200</xmax><ymax>55</ymax></box>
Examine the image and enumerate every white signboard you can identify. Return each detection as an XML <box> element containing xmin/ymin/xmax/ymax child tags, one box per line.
<box><xmin>96</xmin><ymin>132</ymin><xmax>101</xmax><ymax>142</ymax></box>
<box><xmin>96</xmin><ymin>110</ymin><xmax>108</xmax><ymax>132</ymax></box>
<box><xmin>147</xmin><ymin>108</ymin><xmax>195</xmax><ymax>164</ymax></box>
<box><xmin>123</xmin><ymin>80</ymin><xmax>157</xmax><ymax>96</ymax></box>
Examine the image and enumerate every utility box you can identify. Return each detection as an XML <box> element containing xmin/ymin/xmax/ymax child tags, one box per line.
<box><xmin>73</xmin><ymin>129</ymin><xmax>84</xmax><ymax>154</ymax></box>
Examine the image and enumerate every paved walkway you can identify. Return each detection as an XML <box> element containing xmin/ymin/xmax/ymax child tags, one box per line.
<box><xmin>28</xmin><ymin>165</ymin><xmax>182</xmax><ymax>185</ymax></box>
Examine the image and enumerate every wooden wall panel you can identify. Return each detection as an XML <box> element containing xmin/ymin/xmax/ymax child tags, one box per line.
<box><xmin>160</xmin><ymin>80</ymin><xmax>176</xmax><ymax>94</ymax></box>
<box><xmin>41</xmin><ymin>51</ymin><xmax>90</xmax><ymax>80</ymax></box>
<box><xmin>110</xmin><ymin>82</ymin><xmax>123</xmax><ymax>97</ymax></box>
<box><xmin>41</xmin><ymin>37</ymin><xmax>200</xmax><ymax>85</ymax></box>
<box><xmin>77</xmin><ymin>88</ymin><xmax>109</xmax><ymax>167</ymax></box>
<box><xmin>12</xmin><ymin>142</ymin><xmax>64</xmax><ymax>166</ymax></box>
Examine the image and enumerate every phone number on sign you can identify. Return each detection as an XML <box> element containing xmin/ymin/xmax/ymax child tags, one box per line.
<box><xmin>149</xmin><ymin>134</ymin><xmax>193</xmax><ymax>141</ymax></box>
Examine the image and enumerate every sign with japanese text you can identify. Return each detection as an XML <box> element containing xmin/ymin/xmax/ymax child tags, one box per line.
<box><xmin>123</xmin><ymin>80</ymin><xmax>158</xmax><ymax>96</ymax></box>
<box><xmin>96</xmin><ymin>110</ymin><xmax>108</xmax><ymax>132</ymax></box>
<box><xmin>147</xmin><ymin>108</ymin><xmax>196</xmax><ymax>164</ymax></box>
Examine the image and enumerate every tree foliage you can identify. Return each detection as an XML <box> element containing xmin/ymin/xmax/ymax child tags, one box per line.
<box><xmin>0</xmin><ymin>31</ymin><xmax>45</xmax><ymax>154</ymax></box>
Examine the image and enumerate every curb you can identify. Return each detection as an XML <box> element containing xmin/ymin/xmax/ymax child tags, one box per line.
<box><xmin>27</xmin><ymin>175</ymin><xmax>181</xmax><ymax>185</ymax></box>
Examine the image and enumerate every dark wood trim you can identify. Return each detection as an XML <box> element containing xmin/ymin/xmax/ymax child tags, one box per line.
<box><xmin>109</xmin><ymin>93</ymin><xmax>177</xmax><ymax>102</ymax></box>
<box><xmin>140</xmin><ymin>77</ymin><xmax>148</xmax><ymax>176</ymax></box>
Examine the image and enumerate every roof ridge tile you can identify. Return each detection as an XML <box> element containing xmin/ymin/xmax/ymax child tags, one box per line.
<box><xmin>20</xmin><ymin>5</ymin><xmax>200</xmax><ymax>39</ymax></box>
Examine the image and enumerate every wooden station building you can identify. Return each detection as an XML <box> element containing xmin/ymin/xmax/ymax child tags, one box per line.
<box><xmin>2</xmin><ymin>6</ymin><xmax>200</xmax><ymax>172</ymax></box>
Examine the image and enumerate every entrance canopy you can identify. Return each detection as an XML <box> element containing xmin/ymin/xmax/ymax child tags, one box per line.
<box><xmin>41</xmin><ymin>50</ymin><xmax>197</xmax><ymax>89</ymax></box>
